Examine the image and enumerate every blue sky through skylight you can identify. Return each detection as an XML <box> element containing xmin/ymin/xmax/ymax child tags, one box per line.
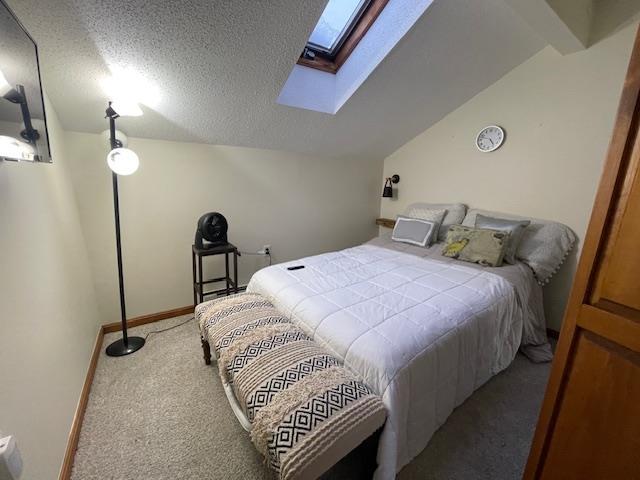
<box><xmin>308</xmin><ymin>0</ymin><xmax>367</xmax><ymax>52</ymax></box>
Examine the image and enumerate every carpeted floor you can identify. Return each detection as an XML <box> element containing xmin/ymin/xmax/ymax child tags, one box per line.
<box><xmin>71</xmin><ymin>316</ymin><xmax>552</xmax><ymax>480</ymax></box>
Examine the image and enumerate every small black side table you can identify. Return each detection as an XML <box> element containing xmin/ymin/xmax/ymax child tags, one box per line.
<box><xmin>192</xmin><ymin>243</ymin><xmax>239</xmax><ymax>305</ymax></box>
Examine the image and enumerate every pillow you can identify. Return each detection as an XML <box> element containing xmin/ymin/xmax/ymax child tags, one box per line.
<box><xmin>442</xmin><ymin>225</ymin><xmax>510</xmax><ymax>267</ymax></box>
<box><xmin>475</xmin><ymin>214</ymin><xmax>530</xmax><ymax>265</ymax></box>
<box><xmin>403</xmin><ymin>207</ymin><xmax>447</xmax><ymax>225</ymax></box>
<box><xmin>405</xmin><ymin>203</ymin><xmax>467</xmax><ymax>242</ymax></box>
<box><xmin>392</xmin><ymin>216</ymin><xmax>439</xmax><ymax>247</ymax></box>
<box><xmin>400</xmin><ymin>208</ymin><xmax>446</xmax><ymax>241</ymax></box>
<box><xmin>462</xmin><ymin>209</ymin><xmax>577</xmax><ymax>284</ymax></box>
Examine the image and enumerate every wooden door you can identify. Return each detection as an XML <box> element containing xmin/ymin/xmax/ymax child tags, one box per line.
<box><xmin>524</xmin><ymin>26</ymin><xmax>640</xmax><ymax>480</ymax></box>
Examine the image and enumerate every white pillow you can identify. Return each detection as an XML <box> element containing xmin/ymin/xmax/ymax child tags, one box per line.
<box><xmin>405</xmin><ymin>203</ymin><xmax>466</xmax><ymax>242</ymax></box>
<box><xmin>392</xmin><ymin>216</ymin><xmax>439</xmax><ymax>247</ymax></box>
<box><xmin>402</xmin><ymin>208</ymin><xmax>447</xmax><ymax>240</ymax></box>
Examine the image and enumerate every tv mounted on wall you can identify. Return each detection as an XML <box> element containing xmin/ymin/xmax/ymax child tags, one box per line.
<box><xmin>0</xmin><ymin>0</ymin><xmax>51</xmax><ymax>163</ymax></box>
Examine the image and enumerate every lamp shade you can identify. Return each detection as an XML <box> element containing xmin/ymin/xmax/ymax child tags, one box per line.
<box><xmin>110</xmin><ymin>100</ymin><xmax>143</xmax><ymax>117</ymax></box>
<box><xmin>382</xmin><ymin>174</ymin><xmax>400</xmax><ymax>198</ymax></box>
<box><xmin>102</xmin><ymin>128</ymin><xmax>128</xmax><ymax>148</ymax></box>
<box><xmin>0</xmin><ymin>69</ymin><xmax>11</xmax><ymax>97</ymax></box>
<box><xmin>107</xmin><ymin>147</ymin><xmax>139</xmax><ymax>175</ymax></box>
<box><xmin>382</xmin><ymin>178</ymin><xmax>393</xmax><ymax>198</ymax></box>
<box><xmin>0</xmin><ymin>135</ymin><xmax>35</xmax><ymax>160</ymax></box>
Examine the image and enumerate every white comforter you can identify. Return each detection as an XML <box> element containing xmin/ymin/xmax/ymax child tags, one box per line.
<box><xmin>247</xmin><ymin>238</ymin><xmax>548</xmax><ymax>479</ymax></box>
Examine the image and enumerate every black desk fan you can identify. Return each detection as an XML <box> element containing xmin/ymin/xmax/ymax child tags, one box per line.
<box><xmin>195</xmin><ymin>212</ymin><xmax>228</xmax><ymax>249</ymax></box>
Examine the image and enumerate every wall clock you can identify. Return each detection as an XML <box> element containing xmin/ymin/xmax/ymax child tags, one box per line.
<box><xmin>475</xmin><ymin>125</ymin><xmax>505</xmax><ymax>152</ymax></box>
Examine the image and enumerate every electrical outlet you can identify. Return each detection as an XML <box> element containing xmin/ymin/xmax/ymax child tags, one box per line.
<box><xmin>257</xmin><ymin>245</ymin><xmax>271</xmax><ymax>255</ymax></box>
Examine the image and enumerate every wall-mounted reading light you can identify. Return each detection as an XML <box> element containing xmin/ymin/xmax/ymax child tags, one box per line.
<box><xmin>382</xmin><ymin>174</ymin><xmax>400</xmax><ymax>198</ymax></box>
<box><xmin>0</xmin><ymin>67</ymin><xmax>39</xmax><ymax>144</ymax></box>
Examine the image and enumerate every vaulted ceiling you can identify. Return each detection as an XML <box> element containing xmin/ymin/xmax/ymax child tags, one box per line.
<box><xmin>7</xmin><ymin>0</ymin><xmax>548</xmax><ymax>159</ymax></box>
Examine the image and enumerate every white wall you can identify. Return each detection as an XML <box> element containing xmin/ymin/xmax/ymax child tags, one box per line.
<box><xmin>381</xmin><ymin>23</ymin><xmax>637</xmax><ymax>330</ymax></box>
<box><xmin>0</xmin><ymin>98</ymin><xmax>101</xmax><ymax>479</ymax></box>
<box><xmin>64</xmin><ymin>134</ymin><xmax>383</xmax><ymax>324</ymax></box>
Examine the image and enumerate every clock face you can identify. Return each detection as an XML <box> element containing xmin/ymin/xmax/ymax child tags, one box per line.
<box><xmin>476</xmin><ymin>125</ymin><xmax>505</xmax><ymax>152</ymax></box>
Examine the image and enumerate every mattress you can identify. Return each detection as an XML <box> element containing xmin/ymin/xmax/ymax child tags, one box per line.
<box><xmin>247</xmin><ymin>236</ymin><xmax>550</xmax><ymax>479</ymax></box>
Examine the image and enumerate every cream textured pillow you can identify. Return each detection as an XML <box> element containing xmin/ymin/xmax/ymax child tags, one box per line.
<box><xmin>405</xmin><ymin>203</ymin><xmax>467</xmax><ymax>242</ymax></box>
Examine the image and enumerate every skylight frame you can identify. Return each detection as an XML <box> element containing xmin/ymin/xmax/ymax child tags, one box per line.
<box><xmin>298</xmin><ymin>0</ymin><xmax>390</xmax><ymax>74</ymax></box>
<box><xmin>306</xmin><ymin>0</ymin><xmax>371</xmax><ymax>57</ymax></box>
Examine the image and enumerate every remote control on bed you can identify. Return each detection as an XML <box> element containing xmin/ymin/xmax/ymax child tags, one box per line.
<box><xmin>287</xmin><ymin>265</ymin><xmax>305</xmax><ymax>271</ymax></box>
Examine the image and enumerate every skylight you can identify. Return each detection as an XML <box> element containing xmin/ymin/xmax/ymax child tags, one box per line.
<box><xmin>280</xmin><ymin>0</ymin><xmax>434</xmax><ymax>114</ymax></box>
<box><xmin>299</xmin><ymin>0</ymin><xmax>388</xmax><ymax>74</ymax></box>
<box><xmin>307</xmin><ymin>0</ymin><xmax>369</xmax><ymax>55</ymax></box>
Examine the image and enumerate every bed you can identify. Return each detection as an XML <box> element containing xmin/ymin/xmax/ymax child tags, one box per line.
<box><xmin>247</xmin><ymin>231</ymin><xmax>553</xmax><ymax>479</ymax></box>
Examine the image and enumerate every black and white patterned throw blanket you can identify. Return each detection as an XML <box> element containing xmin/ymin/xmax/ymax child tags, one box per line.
<box><xmin>196</xmin><ymin>293</ymin><xmax>387</xmax><ymax>480</ymax></box>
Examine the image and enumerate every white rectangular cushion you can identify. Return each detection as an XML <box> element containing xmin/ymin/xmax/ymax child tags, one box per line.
<box><xmin>392</xmin><ymin>215</ymin><xmax>440</xmax><ymax>246</ymax></box>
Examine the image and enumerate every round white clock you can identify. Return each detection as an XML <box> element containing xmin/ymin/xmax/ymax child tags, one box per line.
<box><xmin>475</xmin><ymin>125</ymin><xmax>505</xmax><ymax>152</ymax></box>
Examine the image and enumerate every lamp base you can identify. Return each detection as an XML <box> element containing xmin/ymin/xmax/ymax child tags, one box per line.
<box><xmin>105</xmin><ymin>336</ymin><xmax>145</xmax><ymax>357</ymax></box>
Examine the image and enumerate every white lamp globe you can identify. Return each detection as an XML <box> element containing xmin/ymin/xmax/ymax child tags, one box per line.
<box><xmin>107</xmin><ymin>147</ymin><xmax>139</xmax><ymax>175</ymax></box>
<box><xmin>0</xmin><ymin>135</ymin><xmax>35</xmax><ymax>160</ymax></box>
<box><xmin>0</xmin><ymin>69</ymin><xmax>12</xmax><ymax>97</ymax></box>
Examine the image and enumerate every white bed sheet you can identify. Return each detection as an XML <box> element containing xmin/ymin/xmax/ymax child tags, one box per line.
<box><xmin>247</xmin><ymin>237</ymin><xmax>549</xmax><ymax>479</ymax></box>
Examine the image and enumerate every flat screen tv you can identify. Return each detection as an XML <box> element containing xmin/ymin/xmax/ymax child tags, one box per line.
<box><xmin>0</xmin><ymin>0</ymin><xmax>51</xmax><ymax>163</ymax></box>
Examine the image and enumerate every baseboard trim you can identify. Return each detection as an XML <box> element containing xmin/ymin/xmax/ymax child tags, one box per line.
<box><xmin>58</xmin><ymin>326</ymin><xmax>104</xmax><ymax>480</ymax></box>
<box><xmin>58</xmin><ymin>298</ymin><xmax>554</xmax><ymax>479</ymax></box>
<box><xmin>102</xmin><ymin>305</ymin><xmax>195</xmax><ymax>333</ymax></box>
<box><xmin>59</xmin><ymin>304</ymin><xmax>197</xmax><ymax>479</ymax></box>
<box><xmin>546</xmin><ymin>328</ymin><xmax>560</xmax><ymax>339</ymax></box>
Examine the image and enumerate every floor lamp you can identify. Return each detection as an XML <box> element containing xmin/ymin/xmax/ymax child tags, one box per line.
<box><xmin>104</xmin><ymin>101</ymin><xmax>145</xmax><ymax>356</ymax></box>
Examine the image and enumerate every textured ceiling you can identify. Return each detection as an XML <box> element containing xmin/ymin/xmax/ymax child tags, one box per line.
<box><xmin>6</xmin><ymin>0</ymin><xmax>546</xmax><ymax>160</ymax></box>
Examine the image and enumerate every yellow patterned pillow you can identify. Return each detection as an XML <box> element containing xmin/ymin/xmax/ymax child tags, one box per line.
<box><xmin>442</xmin><ymin>239</ymin><xmax>469</xmax><ymax>257</ymax></box>
<box><xmin>442</xmin><ymin>225</ymin><xmax>510</xmax><ymax>267</ymax></box>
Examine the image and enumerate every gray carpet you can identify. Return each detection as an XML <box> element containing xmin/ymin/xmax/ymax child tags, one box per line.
<box><xmin>71</xmin><ymin>316</ymin><xmax>552</xmax><ymax>480</ymax></box>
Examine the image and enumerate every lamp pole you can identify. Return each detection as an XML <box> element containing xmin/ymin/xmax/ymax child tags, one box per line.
<box><xmin>105</xmin><ymin>103</ymin><xmax>145</xmax><ymax>357</ymax></box>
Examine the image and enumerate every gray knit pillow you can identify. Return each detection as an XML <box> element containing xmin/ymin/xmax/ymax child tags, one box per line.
<box><xmin>463</xmin><ymin>209</ymin><xmax>576</xmax><ymax>285</ymax></box>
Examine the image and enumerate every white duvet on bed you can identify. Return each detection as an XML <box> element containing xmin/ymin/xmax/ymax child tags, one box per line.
<box><xmin>247</xmin><ymin>240</ymin><xmax>548</xmax><ymax>479</ymax></box>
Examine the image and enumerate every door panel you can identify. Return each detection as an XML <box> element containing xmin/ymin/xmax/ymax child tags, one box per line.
<box><xmin>596</xmin><ymin>159</ymin><xmax>640</xmax><ymax>311</ymax></box>
<box><xmin>539</xmin><ymin>331</ymin><xmax>640</xmax><ymax>480</ymax></box>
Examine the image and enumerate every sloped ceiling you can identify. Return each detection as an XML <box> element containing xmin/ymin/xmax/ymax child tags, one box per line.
<box><xmin>6</xmin><ymin>0</ymin><xmax>546</xmax><ymax>159</ymax></box>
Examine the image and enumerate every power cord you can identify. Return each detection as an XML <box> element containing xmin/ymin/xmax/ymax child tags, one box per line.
<box><xmin>144</xmin><ymin>315</ymin><xmax>195</xmax><ymax>340</ymax></box>
<box><xmin>143</xmin><ymin>249</ymin><xmax>272</xmax><ymax>342</ymax></box>
<box><xmin>239</xmin><ymin>251</ymin><xmax>272</xmax><ymax>266</ymax></box>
